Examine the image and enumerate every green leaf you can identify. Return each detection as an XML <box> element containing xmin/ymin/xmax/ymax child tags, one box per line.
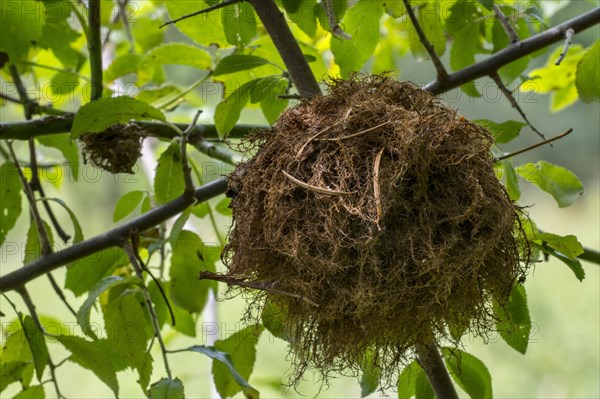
<box><xmin>259</xmin><ymin>78</ymin><xmax>289</xmax><ymax>124</ymax></box>
<box><xmin>397</xmin><ymin>360</ymin><xmax>423</xmax><ymax>399</ymax></box>
<box><xmin>0</xmin><ymin>0</ymin><xmax>45</xmax><ymax>63</ymax></box>
<box><xmin>66</xmin><ymin>248</ymin><xmax>128</xmax><ymax>296</ymax></box>
<box><xmin>213</xmin><ymin>55</ymin><xmax>271</xmax><ymax>76</ymax></box>
<box><xmin>495</xmin><ymin>284</ymin><xmax>531</xmax><ymax>354</ymax></box>
<box><xmin>23</xmin><ymin>221</ymin><xmax>53</xmax><ymax>265</ymax></box>
<box><xmin>515</xmin><ymin>161</ymin><xmax>584</xmax><ymax>208</ymax></box>
<box><xmin>71</xmin><ymin>97</ymin><xmax>165</xmax><ymax>139</ymax></box>
<box><xmin>36</xmin><ymin>134</ymin><xmax>79</xmax><ymax>181</ymax></box>
<box><xmin>443</xmin><ymin>348</ymin><xmax>493</xmax><ymax>399</ymax></box>
<box><xmin>0</xmin><ymin>362</ymin><xmax>29</xmax><ymax>393</ymax></box>
<box><xmin>534</xmin><ymin>232</ymin><xmax>584</xmax><ymax>259</ymax></box>
<box><xmin>222</xmin><ymin>2</ymin><xmax>257</xmax><ymax>46</ymax></box>
<box><xmin>113</xmin><ymin>190</ymin><xmax>145</xmax><ymax>222</ymax></box>
<box><xmin>131</xmin><ymin>16</ymin><xmax>165</xmax><ymax>52</ymax></box>
<box><xmin>499</xmin><ymin>160</ymin><xmax>521</xmax><ymax>201</ymax></box>
<box><xmin>49</xmin><ymin>71</ymin><xmax>79</xmax><ymax>96</ymax></box>
<box><xmin>169</xmin><ymin>208</ymin><xmax>192</xmax><ymax>244</ymax></box>
<box><xmin>575</xmin><ymin>39</ymin><xmax>600</xmax><ymax>103</ymax></box>
<box><xmin>415</xmin><ymin>371</ymin><xmax>434</xmax><ymax>399</ymax></box>
<box><xmin>330</xmin><ymin>0</ymin><xmax>384</xmax><ymax>78</ymax></box>
<box><xmin>149</xmin><ymin>377</ymin><xmax>185</xmax><ymax>399</ymax></box>
<box><xmin>215</xmin><ymin>78</ymin><xmax>262</xmax><ymax>138</ymax></box>
<box><xmin>57</xmin><ymin>336</ymin><xmax>119</xmax><ymax>396</ymax></box>
<box><xmin>13</xmin><ymin>385</ymin><xmax>45</xmax><ymax>399</ymax></box>
<box><xmin>134</xmin><ymin>352</ymin><xmax>154</xmax><ymax>393</ymax></box>
<box><xmin>138</xmin><ymin>43</ymin><xmax>212</xmax><ymax>83</ymax></box>
<box><xmin>38</xmin><ymin>1</ymin><xmax>82</xmax><ymax>68</ymax></box>
<box><xmin>21</xmin><ymin>316</ymin><xmax>49</xmax><ymax>382</ymax></box>
<box><xmin>43</xmin><ymin>197</ymin><xmax>84</xmax><ymax>243</ymax></box>
<box><xmin>478</xmin><ymin>0</ymin><xmax>494</xmax><ymax>10</ymax></box>
<box><xmin>148</xmin><ymin>280</ymin><xmax>197</xmax><ymax>337</ymax></box>
<box><xmin>166</xmin><ymin>2</ymin><xmax>228</xmax><ymax>46</ymax></box>
<box><xmin>154</xmin><ymin>142</ymin><xmax>185</xmax><ymax>205</ymax></box>
<box><xmin>450</xmin><ymin>22</ymin><xmax>482</xmax><ymax>96</ymax></box>
<box><xmin>261</xmin><ymin>300</ymin><xmax>292</xmax><ymax>342</ymax></box>
<box><xmin>284</xmin><ymin>0</ymin><xmax>317</xmax><ymax>37</ymax></box>
<box><xmin>104</xmin><ymin>290</ymin><xmax>151</xmax><ymax>358</ymax></box>
<box><xmin>105</xmin><ymin>53</ymin><xmax>142</xmax><ymax>82</ymax></box>
<box><xmin>0</xmin><ymin>163</ymin><xmax>23</xmax><ymax>246</ymax></box>
<box><xmin>212</xmin><ymin>325</ymin><xmax>263</xmax><ymax>398</ymax></box>
<box><xmin>1</xmin><ymin>327</ymin><xmax>34</xmax><ymax>388</ymax></box>
<box><xmin>77</xmin><ymin>276</ymin><xmax>141</xmax><ymax>338</ymax></box>
<box><xmin>534</xmin><ymin>242</ymin><xmax>586</xmax><ymax>281</ymax></box>
<box><xmin>475</xmin><ymin>119</ymin><xmax>526</xmax><ymax>144</ymax></box>
<box><xmin>492</xmin><ymin>18</ymin><xmax>531</xmax><ymax>84</ymax></box>
<box><xmin>170</xmin><ymin>230</ymin><xmax>215</xmax><ymax>313</ymax></box>
<box><xmin>360</xmin><ymin>349</ymin><xmax>381</xmax><ymax>397</ymax></box>
<box><xmin>189</xmin><ymin>346</ymin><xmax>259</xmax><ymax>397</ymax></box>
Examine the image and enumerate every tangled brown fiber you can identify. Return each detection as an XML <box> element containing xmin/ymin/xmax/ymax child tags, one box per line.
<box><xmin>223</xmin><ymin>74</ymin><xmax>530</xmax><ymax>387</ymax></box>
<box><xmin>80</xmin><ymin>123</ymin><xmax>145</xmax><ymax>174</ymax></box>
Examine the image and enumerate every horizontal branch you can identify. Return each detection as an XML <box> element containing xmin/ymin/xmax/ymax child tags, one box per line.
<box><xmin>425</xmin><ymin>7</ymin><xmax>600</xmax><ymax>94</ymax></box>
<box><xmin>0</xmin><ymin>178</ymin><xmax>228</xmax><ymax>292</ymax></box>
<box><xmin>0</xmin><ymin>115</ymin><xmax>263</xmax><ymax>141</ymax></box>
<box><xmin>580</xmin><ymin>247</ymin><xmax>600</xmax><ymax>265</ymax></box>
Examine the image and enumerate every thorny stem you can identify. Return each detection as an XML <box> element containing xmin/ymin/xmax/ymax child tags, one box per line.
<box><xmin>415</xmin><ymin>341</ymin><xmax>459</xmax><ymax>399</ymax></box>
<box><xmin>87</xmin><ymin>0</ymin><xmax>103</xmax><ymax>100</ymax></box>
<box><xmin>121</xmin><ymin>237</ymin><xmax>173</xmax><ymax>379</ymax></box>
<box><xmin>402</xmin><ymin>0</ymin><xmax>448</xmax><ymax>80</ymax></box>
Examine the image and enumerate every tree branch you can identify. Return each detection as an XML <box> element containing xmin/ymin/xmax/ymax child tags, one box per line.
<box><xmin>402</xmin><ymin>0</ymin><xmax>448</xmax><ymax>80</ymax></box>
<box><xmin>0</xmin><ymin>178</ymin><xmax>228</xmax><ymax>292</ymax></box>
<box><xmin>555</xmin><ymin>28</ymin><xmax>575</xmax><ymax>65</ymax></box>
<box><xmin>494</xmin><ymin>128</ymin><xmax>572</xmax><ymax>161</ymax></box>
<box><xmin>247</xmin><ymin>0</ymin><xmax>321</xmax><ymax>98</ymax></box>
<box><xmin>580</xmin><ymin>247</ymin><xmax>600</xmax><ymax>265</ymax></box>
<box><xmin>0</xmin><ymin>115</ymin><xmax>261</xmax><ymax>140</ymax></box>
<box><xmin>425</xmin><ymin>7</ymin><xmax>600</xmax><ymax>94</ymax></box>
<box><xmin>415</xmin><ymin>341</ymin><xmax>459</xmax><ymax>399</ymax></box>
<box><xmin>87</xmin><ymin>0</ymin><xmax>103</xmax><ymax>100</ymax></box>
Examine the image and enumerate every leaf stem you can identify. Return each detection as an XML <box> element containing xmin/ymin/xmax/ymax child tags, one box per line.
<box><xmin>555</xmin><ymin>28</ymin><xmax>575</xmax><ymax>66</ymax></box>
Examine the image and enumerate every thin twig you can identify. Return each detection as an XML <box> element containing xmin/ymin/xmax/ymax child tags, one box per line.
<box><xmin>47</xmin><ymin>273</ymin><xmax>78</xmax><ymax>317</ymax></box>
<box><xmin>198</xmin><ymin>271</ymin><xmax>319</xmax><ymax>307</ymax></box>
<box><xmin>494</xmin><ymin>4</ymin><xmax>519</xmax><ymax>43</ymax></box>
<box><xmin>282</xmin><ymin>170</ymin><xmax>356</xmax><ymax>196</ymax></box>
<box><xmin>0</xmin><ymin>92</ymin><xmax>21</xmax><ymax>103</ymax></box>
<box><xmin>490</xmin><ymin>72</ymin><xmax>547</xmax><ymax>141</ymax></box>
<box><xmin>373</xmin><ymin>148</ymin><xmax>385</xmax><ymax>228</ymax></box>
<box><xmin>555</xmin><ymin>28</ymin><xmax>575</xmax><ymax>65</ymax></box>
<box><xmin>9</xmin><ymin>65</ymin><xmax>35</xmax><ymax>119</ymax></box>
<box><xmin>323</xmin><ymin>0</ymin><xmax>351</xmax><ymax>39</ymax></box>
<box><xmin>159</xmin><ymin>0</ymin><xmax>242</xmax><ymax>28</ymax></box>
<box><xmin>87</xmin><ymin>0</ymin><xmax>103</xmax><ymax>100</ymax></box>
<box><xmin>7</xmin><ymin>143</ymin><xmax>52</xmax><ymax>255</ymax></box>
<box><xmin>117</xmin><ymin>0</ymin><xmax>135</xmax><ymax>53</ymax></box>
<box><xmin>494</xmin><ymin>128</ymin><xmax>573</xmax><ymax>161</ymax></box>
<box><xmin>12</xmin><ymin>288</ymin><xmax>65</xmax><ymax>398</ymax></box>
<box><xmin>318</xmin><ymin>121</ymin><xmax>391</xmax><ymax>142</ymax></box>
<box><xmin>402</xmin><ymin>0</ymin><xmax>448</xmax><ymax>80</ymax></box>
<box><xmin>121</xmin><ymin>236</ymin><xmax>173</xmax><ymax>379</ymax></box>
<box><xmin>182</xmin><ymin>110</ymin><xmax>203</xmax><ymax>196</ymax></box>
